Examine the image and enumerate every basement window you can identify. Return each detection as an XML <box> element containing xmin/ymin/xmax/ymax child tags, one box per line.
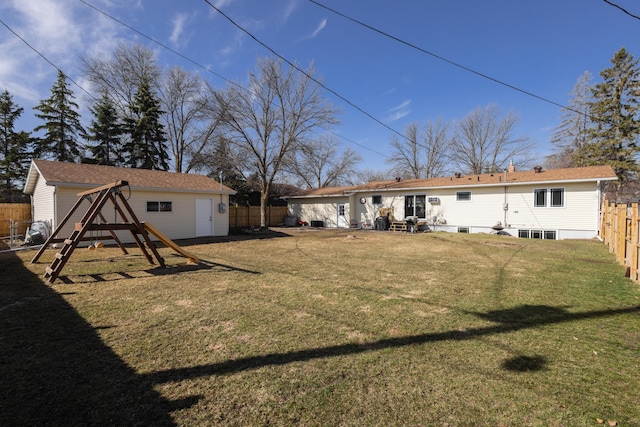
<box><xmin>518</xmin><ymin>229</ymin><xmax>557</xmax><ymax>240</ymax></box>
<box><xmin>457</xmin><ymin>226</ymin><xmax>470</xmax><ymax>233</ymax></box>
<box><xmin>147</xmin><ymin>201</ymin><xmax>172</xmax><ymax>212</ymax></box>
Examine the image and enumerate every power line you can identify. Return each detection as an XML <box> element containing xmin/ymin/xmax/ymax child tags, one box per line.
<box><xmin>78</xmin><ymin>0</ymin><xmax>237</xmax><ymax>89</ymax></box>
<box><xmin>201</xmin><ymin>0</ymin><xmax>410</xmax><ymax>144</ymax></box>
<box><xmin>308</xmin><ymin>0</ymin><xmax>575</xmax><ymax>113</ymax></box>
<box><xmin>0</xmin><ymin>17</ymin><xmax>97</xmax><ymax>101</ymax></box>
<box><xmin>77</xmin><ymin>0</ymin><xmax>392</xmax><ymax>162</ymax></box>
<box><xmin>603</xmin><ymin>0</ymin><xmax>640</xmax><ymax>21</ymax></box>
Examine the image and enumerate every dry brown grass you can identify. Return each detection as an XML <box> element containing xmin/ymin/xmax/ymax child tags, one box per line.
<box><xmin>1</xmin><ymin>228</ymin><xmax>639</xmax><ymax>426</ymax></box>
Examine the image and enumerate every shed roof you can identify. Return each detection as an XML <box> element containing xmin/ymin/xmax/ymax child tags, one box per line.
<box><xmin>24</xmin><ymin>160</ymin><xmax>236</xmax><ymax>195</ymax></box>
<box><xmin>289</xmin><ymin>165</ymin><xmax>618</xmax><ymax>198</ymax></box>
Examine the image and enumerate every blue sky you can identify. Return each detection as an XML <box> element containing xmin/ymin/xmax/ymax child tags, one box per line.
<box><xmin>1</xmin><ymin>0</ymin><xmax>638</xmax><ymax>173</ymax></box>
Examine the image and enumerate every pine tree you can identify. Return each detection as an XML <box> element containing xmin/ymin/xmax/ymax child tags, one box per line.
<box><xmin>550</xmin><ymin>71</ymin><xmax>593</xmax><ymax>168</ymax></box>
<box><xmin>583</xmin><ymin>48</ymin><xmax>640</xmax><ymax>181</ymax></box>
<box><xmin>33</xmin><ymin>70</ymin><xmax>85</xmax><ymax>162</ymax></box>
<box><xmin>123</xmin><ymin>77</ymin><xmax>169</xmax><ymax>170</ymax></box>
<box><xmin>0</xmin><ymin>90</ymin><xmax>31</xmax><ymax>201</ymax></box>
<box><xmin>84</xmin><ymin>94</ymin><xmax>125</xmax><ymax>166</ymax></box>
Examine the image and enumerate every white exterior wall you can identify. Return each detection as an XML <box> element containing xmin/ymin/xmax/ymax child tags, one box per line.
<box><xmin>42</xmin><ymin>185</ymin><xmax>228</xmax><ymax>244</ymax></box>
<box><xmin>504</xmin><ymin>182</ymin><xmax>598</xmax><ymax>231</ymax></box>
<box><xmin>288</xmin><ymin>196</ymin><xmax>350</xmax><ymax>227</ymax></box>
<box><xmin>31</xmin><ymin>174</ymin><xmax>55</xmax><ymax>226</ymax></box>
<box><xmin>289</xmin><ymin>180</ymin><xmax>604</xmax><ymax>239</ymax></box>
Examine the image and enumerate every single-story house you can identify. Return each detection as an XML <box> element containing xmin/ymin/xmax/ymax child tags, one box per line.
<box><xmin>23</xmin><ymin>160</ymin><xmax>236</xmax><ymax>242</ymax></box>
<box><xmin>286</xmin><ymin>165</ymin><xmax>618</xmax><ymax>240</ymax></box>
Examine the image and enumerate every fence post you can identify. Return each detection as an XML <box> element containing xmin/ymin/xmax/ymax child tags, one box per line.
<box><xmin>630</xmin><ymin>203</ymin><xmax>639</xmax><ymax>280</ymax></box>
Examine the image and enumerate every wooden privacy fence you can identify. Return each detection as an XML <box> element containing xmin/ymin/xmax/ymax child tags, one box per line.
<box><xmin>600</xmin><ymin>200</ymin><xmax>640</xmax><ymax>282</ymax></box>
<box><xmin>229</xmin><ymin>205</ymin><xmax>288</xmax><ymax>229</ymax></box>
<box><xmin>0</xmin><ymin>203</ymin><xmax>31</xmax><ymax>236</ymax></box>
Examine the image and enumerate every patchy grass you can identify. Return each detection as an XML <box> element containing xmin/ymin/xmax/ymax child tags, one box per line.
<box><xmin>1</xmin><ymin>229</ymin><xmax>639</xmax><ymax>426</ymax></box>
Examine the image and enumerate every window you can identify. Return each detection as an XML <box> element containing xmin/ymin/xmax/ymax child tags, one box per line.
<box><xmin>534</xmin><ymin>189</ymin><xmax>546</xmax><ymax>207</ymax></box>
<box><xmin>518</xmin><ymin>229</ymin><xmax>557</xmax><ymax>240</ymax></box>
<box><xmin>404</xmin><ymin>195</ymin><xmax>426</xmax><ymax>218</ymax></box>
<box><xmin>550</xmin><ymin>188</ymin><xmax>564</xmax><ymax>207</ymax></box>
<box><xmin>372</xmin><ymin>195</ymin><xmax>382</xmax><ymax>205</ymax></box>
<box><xmin>456</xmin><ymin>191</ymin><xmax>471</xmax><ymax>201</ymax></box>
<box><xmin>338</xmin><ymin>204</ymin><xmax>345</xmax><ymax>216</ymax></box>
<box><xmin>534</xmin><ymin>188</ymin><xmax>564</xmax><ymax>208</ymax></box>
<box><xmin>147</xmin><ymin>201</ymin><xmax>172</xmax><ymax>212</ymax></box>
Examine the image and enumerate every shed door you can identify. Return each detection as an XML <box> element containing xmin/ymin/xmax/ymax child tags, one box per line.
<box><xmin>196</xmin><ymin>198</ymin><xmax>213</xmax><ymax>237</ymax></box>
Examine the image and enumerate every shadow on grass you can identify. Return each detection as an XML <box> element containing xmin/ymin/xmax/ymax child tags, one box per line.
<box><xmin>55</xmin><ymin>258</ymin><xmax>260</xmax><ymax>284</ymax></box>
<box><xmin>142</xmin><ymin>304</ymin><xmax>640</xmax><ymax>384</ymax></box>
<box><xmin>0</xmin><ymin>251</ymin><xmax>191</xmax><ymax>426</ymax></box>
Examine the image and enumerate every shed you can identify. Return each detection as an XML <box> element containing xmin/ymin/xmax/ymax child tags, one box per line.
<box><xmin>24</xmin><ymin>160</ymin><xmax>236</xmax><ymax>242</ymax></box>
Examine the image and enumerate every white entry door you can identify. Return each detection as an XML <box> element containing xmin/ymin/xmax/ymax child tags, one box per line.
<box><xmin>196</xmin><ymin>198</ymin><xmax>213</xmax><ymax>237</ymax></box>
<box><xmin>337</xmin><ymin>203</ymin><xmax>349</xmax><ymax>228</ymax></box>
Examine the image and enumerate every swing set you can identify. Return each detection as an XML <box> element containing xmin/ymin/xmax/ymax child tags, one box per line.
<box><xmin>31</xmin><ymin>180</ymin><xmax>198</xmax><ymax>284</ymax></box>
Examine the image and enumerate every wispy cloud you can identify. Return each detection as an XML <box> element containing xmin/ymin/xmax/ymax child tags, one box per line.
<box><xmin>388</xmin><ymin>100</ymin><xmax>411</xmax><ymax>112</ymax></box>
<box><xmin>169</xmin><ymin>12</ymin><xmax>189</xmax><ymax>46</ymax></box>
<box><xmin>0</xmin><ymin>0</ymin><xmax>120</xmax><ymax>107</ymax></box>
<box><xmin>283</xmin><ymin>0</ymin><xmax>297</xmax><ymax>22</ymax></box>
<box><xmin>310</xmin><ymin>18</ymin><xmax>327</xmax><ymax>38</ymax></box>
<box><xmin>386</xmin><ymin>100</ymin><xmax>411</xmax><ymax>122</ymax></box>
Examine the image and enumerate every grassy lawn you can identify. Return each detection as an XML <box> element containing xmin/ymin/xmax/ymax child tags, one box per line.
<box><xmin>1</xmin><ymin>228</ymin><xmax>639</xmax><ymax>426</ymax></box>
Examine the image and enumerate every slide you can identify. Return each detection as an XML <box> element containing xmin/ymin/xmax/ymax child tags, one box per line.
<box><xmin>142</xmin><ymin>222</ymin><xmax>199</xmax><ymax>264</ymax></box>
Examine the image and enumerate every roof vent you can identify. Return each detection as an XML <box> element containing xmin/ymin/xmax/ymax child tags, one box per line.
<box><xmin>395</xmin><ymin>177</ymin><xmax>401</xmax><ymax>182</ymax></box>
<box><xmin>533</xmin><ymin>166</ymin><xmax>543</xmax><ymax>173</ymax></box>
<box><xmin>454</xmin><ymin>172</ymin><xmax>461</xmax><ymax>178</ymax></box>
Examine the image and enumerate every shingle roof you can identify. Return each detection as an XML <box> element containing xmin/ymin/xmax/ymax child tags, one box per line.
<box><xmin>24</xmin><ymin>160</ymin><xmax>235</xmax><ymax>194</ymax></box>
<box><xmin>289</xmin><ymin>165</ymin><xmax>618</xmax><ymax>197</ymax></box>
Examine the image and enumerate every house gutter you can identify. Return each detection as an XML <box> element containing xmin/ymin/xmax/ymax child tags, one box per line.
<box><xmin>287</xmin><ymin>176</ymin><xmax>618</xmax><ymax>200</ymax></box>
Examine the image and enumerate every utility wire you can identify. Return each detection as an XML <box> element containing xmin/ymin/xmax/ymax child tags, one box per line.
<box><xmin>0</xmin><ymin>17</ymin><xmax>97</xmax><ymax>101</ymax></box>
<box><xmin>603</xmin><ymin>0</ymin><xmax>640</xmax><ymax>21</ymax></box>
<box><xmin>307</xmin><ymin>0</ymin><xmax>593</xmax><ymax>119</ymax></box>
<box><xmin>78</xmin><ymin>0</ymin><xmax>237</xmax><ymax>89</ymax></box>
<box><xmin>202</xmin><ymin>0</ymin><xmax>411</xmax><ymax>144</ymax></box>
<box><xmin>78</xmin><ymin>0</ymin><xmax>392</xmax><ymax>161</ymax></box>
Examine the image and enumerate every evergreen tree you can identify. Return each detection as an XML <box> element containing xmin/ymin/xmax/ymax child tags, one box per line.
<box><xmin>0</xmin><ymin>90</ymin><xmax>31</xmax><ymax>201</ymax></box>
<box><xmin>84</xmin><ymin>93</ymin><xmax>125</xmax><ymax>166</ymax></box>
<box><xmin>124</xmin><ymin>77</ymin><xmax>169</xmax><ymax>170</ymax></box>
<box><xmin>33</xmin><ymin>70</ymin><xmax>85</xmax><ymax>162</ymax></box>
<box><xmin>583</xmin><ymin>48</ymin><xmax>640</xmax><ymax>182</ymax></box>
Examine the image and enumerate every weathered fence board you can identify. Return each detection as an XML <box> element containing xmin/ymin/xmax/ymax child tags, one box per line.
<box><xmin>600</xmin><ymin>200</ymin><xmax>640</xmax><ymax>282</ymax></box>
<box><xmin>0</xmin><ymin>203</ymin><xmax>31</xmax><ymax>236</ymax></box>
<box><xmin>229</xmin><ymin>206</ymin><xmax>288</xmax><ymax>229</ymax></box>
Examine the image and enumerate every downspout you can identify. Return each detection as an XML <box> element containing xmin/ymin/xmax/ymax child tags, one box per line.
<box><xmin>503</xmin><ymin>169</ymin><xmax>508</xmax><ymax>226</ymax></box>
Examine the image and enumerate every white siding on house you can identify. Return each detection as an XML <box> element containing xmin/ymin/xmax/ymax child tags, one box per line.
<box><xmin>289</xmin><ymin>180</ymin><xmax>604</xmax><ymax>239</ymax></box>
<box><xmin>31</xmin><ymin>175</ymin><xmax>55</xmax><ymax>227</ymax></box>
<box><xmin>49</xmin><ymin>186</ymin><xmax>229</xmax><ymax>244</ymax></box>
<box><xmin>289</xmin><ymin>197</ymin><xmax>350</xmax><ymax>227</ymax></box>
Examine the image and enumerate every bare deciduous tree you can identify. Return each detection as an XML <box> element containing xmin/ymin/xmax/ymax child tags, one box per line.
<box><xmin>387</xmin><ymin>122</ymin><xmax>423</xmax><ymax>179</ymax></box>
<box><xmin>82</xmin><ymin>42</ymin><xmax>161</xmax><ymax>118</ymax></box>
<box><xmin>285</xmin><ymin>135</ymin><xmax>361</xmax><ymax>189</ymax></box>
<box><xmin>387</xmin><ymin>119</ymin><xmax>451</xmax><ymax>179</ymax></box>
<box><xmin>216</xmin><ymin>58</ymin><xmax>339</xmax><ymax>227</ymax></box>
<box><xmin>423</xmin><ymin>117</ymin><xmax>451</xmax><ymax>178</ymax></box>
<box><xmin>548</xmin><ymin>71</ymin><xmax>593</xmax><ymax>168</ymax></box>
<box><xmin>160</xmin><ymin>67</ymin><xmax>225</xmax><ymax>173</ymax></box>
<box><xmin>450</xmin><ymin>104</ymin><xmax>533</xmax><ymax>174</ymax></box>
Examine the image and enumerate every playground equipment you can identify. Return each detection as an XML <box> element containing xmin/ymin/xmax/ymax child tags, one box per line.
<box><xmin>31</xmin><ymin>180</ymin><xmax>198</xmax><ymax>284</ymax></box>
